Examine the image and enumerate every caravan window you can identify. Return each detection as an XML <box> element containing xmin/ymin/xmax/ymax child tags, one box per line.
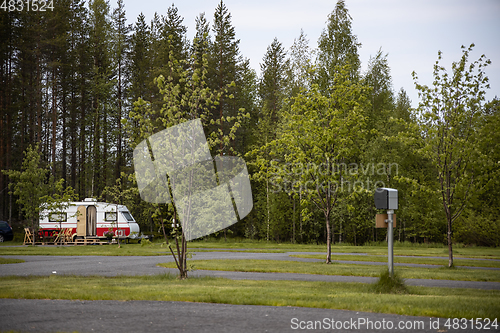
<box><xmin>105</xmin><ymin>212</ymin><xmax>117</xmax><ymax>221</ymax></box>
<box><xmin>49</xmin><ymin>213</ymin><xmax>67</xmax><ymax>222</ymax></box>
<box><xmin>121</xmin><ymin>211</ymin><xmax>134</xmax><ymax>222</ymax></box>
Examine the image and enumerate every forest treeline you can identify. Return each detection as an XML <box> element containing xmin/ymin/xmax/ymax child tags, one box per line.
<box><xmin>1</xmin><ymin>0</ymin><xmax>499</xmax><ymax>249</ymax></box>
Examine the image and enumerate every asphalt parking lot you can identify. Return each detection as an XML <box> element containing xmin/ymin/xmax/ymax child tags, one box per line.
<box><xmin>0</xmin><ymin>298</ymin><xmax>472</xmax><ymax>333</ymax></box>
<box><xmin>1</xmin><ymin>252</ymin><xmax>498</xmax><ymax>332</ymax></box>
<box><xmin>1</xmin><ymin>252</ymin><xmax>499</xmax><ymax>289</ymax></box>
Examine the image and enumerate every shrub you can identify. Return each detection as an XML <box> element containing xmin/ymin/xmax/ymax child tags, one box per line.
<box><xmin>372</xmin><ymin>269</ymin><xmax>408</xmax><ymax>294</ymax></box>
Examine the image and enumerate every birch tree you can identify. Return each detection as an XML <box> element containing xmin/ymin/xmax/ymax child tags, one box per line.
<box><xmin>412</xmin><ymin>44</ymin><xmax>490</xmax><ymax>267</ymax></box>
<box><xmin>264</xmin><ymin>67</ymin><xmax>368</xmax><ymax>262</ymax></box>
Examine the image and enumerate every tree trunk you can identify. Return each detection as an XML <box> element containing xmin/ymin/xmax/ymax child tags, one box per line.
<box><xmin>442</xmin><ymin>174</ymin><xmax>454</xmax><ymax>268</ymax></box>
<box><xmin>180</xmin><ymin>235</ymin><xmax>188</xmax><ymax>279</ymax></box>
<box><xmin>292</xmin><ymin>195</ymin><xmax>295</xmax><ymax>243</ymax></box>
<box><xmin>116</xmin><ymin>52</ymin><xmax>122</xmax><ymax>181</ymax></box>
<box><xmin>62</xmin><ymin>94</ymin><xmax>67</xmax><ymax>185</ymax></box>
<box><xmin>79</xmin><ymin>84</ymin><xmax>86</xmax><ymax>198</ymax></box>
<box><xmin>51</xmin><ymin>68</ymin><xmax>57</xmax><ymax>170</ymax></box>
<box><xmin>165</xmin><ymin>209</ymin><xmax>189</xmax><ymax>279</ymax></box>
<box><xmin>447</xmin><ymin>214</ymin><xmax>453</xmax><ymax>267</ymax></box>
<box><xmin>299</xmin><ymin>188</ymin><xmax>302</xmax><ymax>242</ymax></box>
<box><xmin>266</xmin><ymin>176</ymin><xmax>270</xmax><ymax>242</ymax></box>
<box><xmin>325</xmin><ymin>211</ymin><xmax>331</xmax><ymax>264</ymax></box>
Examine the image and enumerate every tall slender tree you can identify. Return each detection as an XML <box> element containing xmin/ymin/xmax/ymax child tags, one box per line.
<box><xmin>316</xmin><ymin>0</ymin><xmax>361</xmax><ymax>93</ymax></box>
<box><xmin>259</xmin><ymin>38</ymin><xmax>286</xmax><ymax>130</ymax></box>
<box><xmin>0</xmin><ymin>10</ymin><xmax>16</xmax><ymax>220</ymax></box>
<box><xmin>255</xmin><ymin>38</ymin><xmax>287</xmax><ymax>241</ymax></box>
<box><xmin>208</xmin><ymin>0</ymin><xmax>241</xmax><ymax>156</ymax></box>
<box><xmin>285</xmin><ymin>29</ymin><xmax>314</xmax><ymax>98</ymax></box>
<box><xmin>363</xmin><ymin>49</ymin><xmax>394</xmax><ymax>136</ymax></box>
<box><xmin>129</xmin><ymin>13</ymin><xmax>151</xmax><ymax>103</ymax></box>
<box><xmin>88</xmin><ymin>0</ymin><xmax>114</xmax><ymax>197</ymax></box>
<box><xmin>412</xmin><ymin>44</ymin><xmax>491</xmax><ymax>267</ymax></box>
<box><xmin>112</xmin><ymin>0</ymin><xmax>131</xmax><ymax>181</ymax></box>
<box><xmin>191</xmin><ymin>12</ymin><xmax>211</xmax><ymax>70</ymax></box>
<box><xmin>262</xmin><ymin>70</ymin><xmax>368</xmax><ymax>261</ymax></box>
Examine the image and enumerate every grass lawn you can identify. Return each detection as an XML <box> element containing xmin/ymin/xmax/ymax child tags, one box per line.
<box><xmin>190</xmin><ymin>240</ymin><xmax>500</xmax><ymax>259</ymax></box>
<box><xmin>1</xmin><ymin>240</ymin><xmax>500</xmax><ymax>259</ymax></box>
<box><xmin>159</xmin><ymin>259</ymin><xmax>500</xmax><ymax>282</ymax></box>
<box><xmin>0</xmin><ymin>274</ymin><xmax>498</xmax><ymax>319</ymax></box>
<box><xmin>2</xmin><ymin>240</ymin><xmax>499</xmax><ymax>319</ymax></box>
<box><xmin>290</xmin><ymin>254</ymin><xmax>500</xmax><ymax>268</ymax></box>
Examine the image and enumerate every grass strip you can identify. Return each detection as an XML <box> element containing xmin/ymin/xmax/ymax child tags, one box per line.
<box><xmin>290</xmin><ymin>254</ymin><xmax>500</xmax><ymax>268</ymax></box>
<box><xmin>1</xmin><ymin>241</ymin><xmax>499</xmax><ymax>259</ymax></box>
<box><xmin>0</xmin><ymin>258</ymin><xmax>24</xmax><ymax>264</ymax></box>
<box><xmin>189</xmin><ymin>241</ymin><xmax>500</xmax><ymax>259</ymax></box>
<box><xmin>0</xmin><ymin>274</ymin><xmax>498</xmax><ymax>319</ymax></box>
<box><xmin>159</xmin><ymin>259</ymin><xmax>500</xmax><ymax>282</ymax></box>
<box><xmin>0</xmin><ymin>244</ymin><xmax>174</xmax><ymax>256</ymax></box>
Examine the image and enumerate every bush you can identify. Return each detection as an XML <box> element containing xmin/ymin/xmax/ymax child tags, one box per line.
<box><xmin>372</xmin><ymin>269</ymin><xmax>408</xmax><ymax>294</ymax></box>
<box><xmin>454</xmin><ymin>213</ymin><xmax>500</xmax><ymax>247</ymax></box>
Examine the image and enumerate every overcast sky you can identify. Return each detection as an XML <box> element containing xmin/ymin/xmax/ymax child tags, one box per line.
<box><xmin>121</xmin><ymin>0</ymin><xmax>500</xmax><ymax>107</ymax></box>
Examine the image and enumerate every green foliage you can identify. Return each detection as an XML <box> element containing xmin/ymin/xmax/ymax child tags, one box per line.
<box><xmin>124</xmin><ymin>19</ymin><xmax>248</xmax><ymax>278</ymax></box>
<box><xmin>285</xmin><ymin>29</ymin><xmax>314</xmax><ymax>97</ymax></box>
<box><xmin>1</xmin><ymin>0</ymin><xmax>498</xmax><ymax>252</ymax></box>
<box><xmin>454</xmin><ymin>210</ymin><xmax>500</xmax><ymax>247</ymax></box>
<box><xmin>254</xmin><ymin>66</ymin><xmax>369</xmax><ymax>259</ymax></box>
<box><xmin>316</xmin><ymin>0</ymin><xmax>361</xmax><ymax>92</ymax></box>
<box><xmin>412</xmin><ymin>44</ymin><xmax>491</xmax><ymax>265</ymax></box>
<box><xmin>2</xmin><ymin>144</ymin><xmax>77</xmax><ymax>245</ymax></box>
<box><xmin>2</xmin><ymin>144</ymin><xmax>48</xmax><ymax>232</ymax></box>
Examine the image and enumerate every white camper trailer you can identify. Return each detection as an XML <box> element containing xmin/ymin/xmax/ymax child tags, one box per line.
<box><xmin>39</xmin><ymin>198</ymin><xmax>140</xmax><ymax>241</ymax></box>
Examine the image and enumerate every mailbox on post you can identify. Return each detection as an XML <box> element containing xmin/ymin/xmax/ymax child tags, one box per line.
<box><xmin>374</xmin><ymin>187</ymin><xmax>398</xmax><ymax>210</ymax></box>
<box><xmin>374</xmin><ymin>187</ymin><xmax>398</xmax><ymax>277</ymax></box>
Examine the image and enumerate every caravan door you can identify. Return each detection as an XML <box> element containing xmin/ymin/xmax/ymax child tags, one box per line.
<box><xmin>87</xmin><ymin>205</ymin><xmax>97</xmax><ymax>236</ymax></box>
<box><xmin>77</xmin><ymin>206</ymin><xmax>87</xmax><ymax>236</ymax></box>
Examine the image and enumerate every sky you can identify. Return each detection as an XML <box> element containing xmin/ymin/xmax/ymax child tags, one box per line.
<box><xmin>121</xmin><ymin>0</ymin><xmax>500</xmax><ymax>107</ymax></box>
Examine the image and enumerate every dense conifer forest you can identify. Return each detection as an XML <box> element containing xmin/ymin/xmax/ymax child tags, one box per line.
<box><xmin>1</xmin><ymin>0</ymin><xmax>498</xmax><ymax>250</ymax></box>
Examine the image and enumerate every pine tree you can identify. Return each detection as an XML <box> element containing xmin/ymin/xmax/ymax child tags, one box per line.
<box><xmin>112</xmin><ymin>0</ymin><xmax>131</xmax><ymax>181</ymax></box>
<box><xmin>191</xmin><ymin>12</ymin><xmax>211</xmax><ymax>71</ymax></box>
<box><xmin>233</xmin><ymin>58</ymin><xmax>257</xmax><ymax>154</ymax></box>
<box><xmin>0</xmin><ymin>10</ymin><xmax>16</xmax><ymax>220</ymax></box>
<box><xmin>74</xmin><ymin>1</ymin><xmax>92</xmax><ymax>199</ymax></box>
<box><xmin>208</xmin><ymin>0</ymin><xmax>241</xmax><ymax>155</ymax></box>
<box><xmin>160</xmin><ymin>5</ymin><xmax>187</xmax><ymax>63</ymax></box>
<box><xmin>88</xmin><ymin>0</ymin><xmax>114</xmax><ymax>198</ymax></box>
<box><xmin>259</xmin><ymin>38</ymin><xmax>286</xmax><ymax>134</ymax></box>
<box><xmin>129</xmin><ymin>13</ymin><xmax>151</xmax><ymax>102</ymax></box>
<box><xmin>148</xmin><ymin>6</ymin><xmax>188</xmax><ymax>114</ymax></box>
